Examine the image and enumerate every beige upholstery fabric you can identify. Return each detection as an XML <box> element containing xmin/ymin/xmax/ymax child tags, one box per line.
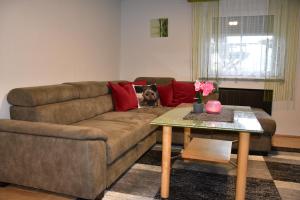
<box><xmin>1</xmin><ymin>78</ymin><xmax>277</xmax><ymax>200</ymax></box>
<box><xmin>134</xmin><ymin>77</ymin><xmax>174</xmax><ymax>85</ymax></box>
<box><xmin>65</xmin><ymin>81</ymin><xmax>109</xmax><ymax>99</ymax></box>
<box><xmin>10</xmin><ymin>95</ymin><xmax>113</xmax><ymax>124</ymax></box>
<box><xmin>73</xmin><ymin>118</ymin><xmax>157</xmax><ymax>164</ymax></box>
<box><xmin>0</xmin><ymin>131</ymin><xmax>107</xmax><ymax>199</ymax></box>
<box><xmin>129</xmin><ymin>106</ymin><xmax>172</xmax><ymax>116</ymax></box>
<box><xmin>93</xmin><ymin>111</ymin><xmax>157</xmax><ymax>125</ymax></box>
<box><xmin>252</xmin><ymin>108</ymin><xmax>276</xmax><ymax>136</ymax></box>
<box><xmin>3</xmin><ymin>80</ymin><xmax>161</xmax><ymax>198</ymax></box>
<box><xmin>0</xmin><ymin>119</ymin><xmax>107</xmax><ymax>141</ymax></box>
<box><xmin>107</xmin><ymin>131</ymin><xmax>156</xmax><ymax>186</ymax></box>
<box><xmin>7</xmin><ymin>84</ymin><xmax>79</xmax><ymax>107</ymax></box>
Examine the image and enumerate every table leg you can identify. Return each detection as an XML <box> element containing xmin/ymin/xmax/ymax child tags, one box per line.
<box><xmin>183</xmin><ymin>127</ymin><xmax>191</xmax><ymax>149</ymax></box>
<box><xmin>235</xmin><ymin>132</ymin><xmax>250</xmax><ymax>200</ymax></box>
<box><xmin>161</xmin><ymin>126</ymin><xmax>172</xmax><ymax>199</ymax></box>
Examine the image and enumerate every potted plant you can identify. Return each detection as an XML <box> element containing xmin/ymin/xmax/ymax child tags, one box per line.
<box><xmin>193</xmin><ymin>80</ymin><xmax>216</xmax><ymax>113</ymax></box>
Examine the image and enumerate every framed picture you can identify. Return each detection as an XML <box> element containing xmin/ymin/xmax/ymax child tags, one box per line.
<box><xmin>150</xmin><ymin>18</ymin><xmax>168</xmax><ymax>37</ymax></box>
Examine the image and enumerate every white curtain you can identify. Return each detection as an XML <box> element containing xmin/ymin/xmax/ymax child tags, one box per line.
<box><xmin>265</xmin><ymin>0</ymin><xmax>300</xmax><ymax>101</ymax></box>
<box><xmin>192</xmin><ymin>0</ymin><xmax>300</xmax><ymax>101</ymax></box>
<box><xmin>192</xmin><ymin>1</ymin><xmax>219</xmax><ymax>80</ymax></box>
<box><xmin>192</xmin><ymin>0</ymin><xmax>288</xmax><ymax>80</ymax></box>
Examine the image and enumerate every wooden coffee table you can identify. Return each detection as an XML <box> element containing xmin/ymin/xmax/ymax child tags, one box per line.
<box><xmin>150</xmin><ymin>105</ymin><xmax>263</xmax><ymax>200</ymax></box>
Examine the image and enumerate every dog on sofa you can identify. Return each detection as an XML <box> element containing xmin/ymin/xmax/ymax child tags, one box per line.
<box><xmin>134</xmin><ymin>85</ymin><xmax>159</xmax><ymax>107</ymax></box>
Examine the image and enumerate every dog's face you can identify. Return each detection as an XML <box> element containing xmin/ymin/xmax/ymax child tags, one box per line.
<box><xmin>139</xmin><ymin>86</ymin><xmax>158</xmax><ymax>107</ymax></box>
<box><xmin>142</xmin><ymin>87</ymin><xmax>157</xmax><ymax>102</ymax></box>
<box><xmin>134</xmin><ymin>84</ymin><xmax>159</xmax><ymax>107</ymax></box>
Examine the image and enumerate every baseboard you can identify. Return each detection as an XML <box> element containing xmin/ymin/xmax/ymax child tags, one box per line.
<box><xmin>272</xmin><ymin>134</ymin><xmax>300</xmax><ymax>149</ymax></box>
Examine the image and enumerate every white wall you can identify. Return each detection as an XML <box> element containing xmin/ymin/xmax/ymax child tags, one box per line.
<box><xmin>120</xmin><ymin>0</ymin><xmax>192</xmax><ymax>81</ymax></box>
<box><xmin>120</xmin><ymin>0</ymin><xmax>300</xmax><ymax>136</ymax></box>
<box><xmin>0</xmin><ymin>0</ymin><xmax>121</xmax><ymax>118</ymax></box>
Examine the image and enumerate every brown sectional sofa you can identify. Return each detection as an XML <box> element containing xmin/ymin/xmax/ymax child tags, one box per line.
<box><xmin>0</xmin><ymin>77</ymin><xmax>276</xmax><ymax>199</ymax></box>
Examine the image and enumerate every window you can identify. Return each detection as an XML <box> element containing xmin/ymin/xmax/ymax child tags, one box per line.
<box><xmin>192</xmin><ymin>0</ymin><xmax>299</xmax><ymax>101</ymax></box>
<box><xmin>208</xmin><ymin>15</ymin><xmax>283</xmax><ymax>80</ymax></box>
<box><xmin>210</xmin><ymin>35</ymin><xmax>275</xmax><ymax>79</ymax></box>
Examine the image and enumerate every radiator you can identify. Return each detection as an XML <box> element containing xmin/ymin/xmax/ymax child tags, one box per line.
<box><xmin>218</xmin><ymin>88</ymin><xmax>273</xmax><ymax>115</ymax></box>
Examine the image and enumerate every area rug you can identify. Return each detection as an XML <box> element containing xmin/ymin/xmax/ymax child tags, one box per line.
<box><xmin>105</xmin><ymin>145</ymin><xmax>300</xmax><ymax>200</ymax></box>
<box><xmin>1</xmin><ymin>146</ymin><xmax>299</xmax><ymax>200</ymax></box>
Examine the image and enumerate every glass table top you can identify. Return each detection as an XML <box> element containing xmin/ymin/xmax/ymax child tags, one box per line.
<box><xmin>150</xmin><ymin>105</ymin><xmax>263</xmax><ymax>134</ymax></box>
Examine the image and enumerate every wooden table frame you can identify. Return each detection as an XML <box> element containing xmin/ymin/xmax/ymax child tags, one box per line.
<box><xmin>161</xmin><ymin>126</ymin><xmax>250</xmax><ymax>200</ymax></box>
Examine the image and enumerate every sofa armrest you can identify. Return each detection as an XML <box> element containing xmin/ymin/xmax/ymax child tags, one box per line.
<box><xmin>251</xmin><ymin>108</ymin><xmax>276</xmax><ymax>136</ymax></box>
<box><xmin>0</xmin><ymin>119</ymin><xmax>108</xmax><ymax>199</ymax></box>
<box><xmin>0</xmin><ymin>119</ymin><xmax>107</xmax><ymax>141</ymax></box>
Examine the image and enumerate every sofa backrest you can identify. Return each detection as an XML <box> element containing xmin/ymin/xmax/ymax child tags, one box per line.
<box><xmin>7</xmin><ymin>81</ymin><xmax>116</xmax><ymax>124</ymax></box>
<box><xmin>134</xmin><ymin>77</ymin><xmax>175</xmax><ymax>85</ymax></box>
<box><xmin>218</xmin><ymin>87</ymin><xmax>273</xmax><ymax>115</ymax></box>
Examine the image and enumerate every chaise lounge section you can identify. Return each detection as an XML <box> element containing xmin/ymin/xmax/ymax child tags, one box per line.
<box><xmin>134</xmin><ymin>77</ymin><xmax>276</xmax><ymax>154</ymax></box>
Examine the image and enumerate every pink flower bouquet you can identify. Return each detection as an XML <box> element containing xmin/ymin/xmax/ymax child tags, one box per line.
<box><xmin>194</xmin><ymin>80</ymin><xmax>215</xmax><ymax>104</ymax></box>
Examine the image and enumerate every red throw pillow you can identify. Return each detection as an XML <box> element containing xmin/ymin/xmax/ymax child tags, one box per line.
<box><xmin>172</xmin><ymin>80</ymin><xmax>195</xmax><ymax>104</ymax></box>
<box><xmin>108</xmin><ymin>82</ymin><xmax>138</xmax><ymax>111</ymax></box>
<box><xmin>157</xmin><ymin>84</ymin><xmax>174</xmax><ymax>107</ymax></box>
<box><xmin>133</xmin><ymin>80</ymin><xmax>147</xmax><ymax>85</ymax></box>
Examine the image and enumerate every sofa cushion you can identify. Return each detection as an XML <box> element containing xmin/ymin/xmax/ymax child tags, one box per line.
<box><xmin>7</xmin><ymin>84</ymin><xmax>79</xmax><ymax>107</ymax></box>
<box><xmin>73</xmin><ymin>117</ymin><xmax>157</xmax><ymax>164</ymax></box>
<box><xmin>157</xmin><ymin>84</ymin><xmax>173</xmax><ymax>106</ymax></box>
<box><xmin>119</xmin><ymin>80</ymin><xmax>147</xmax><ymax>86</ymax></box>
<box><xmin>10</xmin><ymin>95</ymin><xmax>113</xmax><ymax>124</ymax></box>
<box><xmin>108</xmin><ymin>82</ymin><xmax>138</xmax><ymax>111</ymax></box>
<box><xmin>92</xmin><ymin>111</ymin><xmax>157</xmax><ymax>126</ymax></box>
<box><xmin>0</xmin><ymin>119</ymin><xmax>108</xmax><ymax>141</ymax></box>
<box><xmin>134</xmin><ymin>77</ymin><xmax>175</xmax><ymax>85</ymax></box>
<box><xmin>64</xmin><ymin>81</ymin><xmax>110</xmax><ymax>99</ymax></box>
<box><xmin>252</xmin><ymin>108</ymin><xmax>276</xmax><ymax>136</ymax></box>
<box><xmin>129</xmin><ymin>106</ymin><xmax>172</xmax><ymax>116</ymax></box>
<box><xmin>172</xmin><ymin>80</ymin><xmax>196</xmax><ymax>104</ymax></box>
<box><xmin>107</xmin><ymin>131</ymin><xmax>157</xmax><ymax>186</ymax></box>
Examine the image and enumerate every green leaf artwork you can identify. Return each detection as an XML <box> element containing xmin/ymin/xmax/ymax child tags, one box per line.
<box><xmin>151</xmin><ymin>18</ymin><xmax>168</xmax><ymax>37</ymax></box>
